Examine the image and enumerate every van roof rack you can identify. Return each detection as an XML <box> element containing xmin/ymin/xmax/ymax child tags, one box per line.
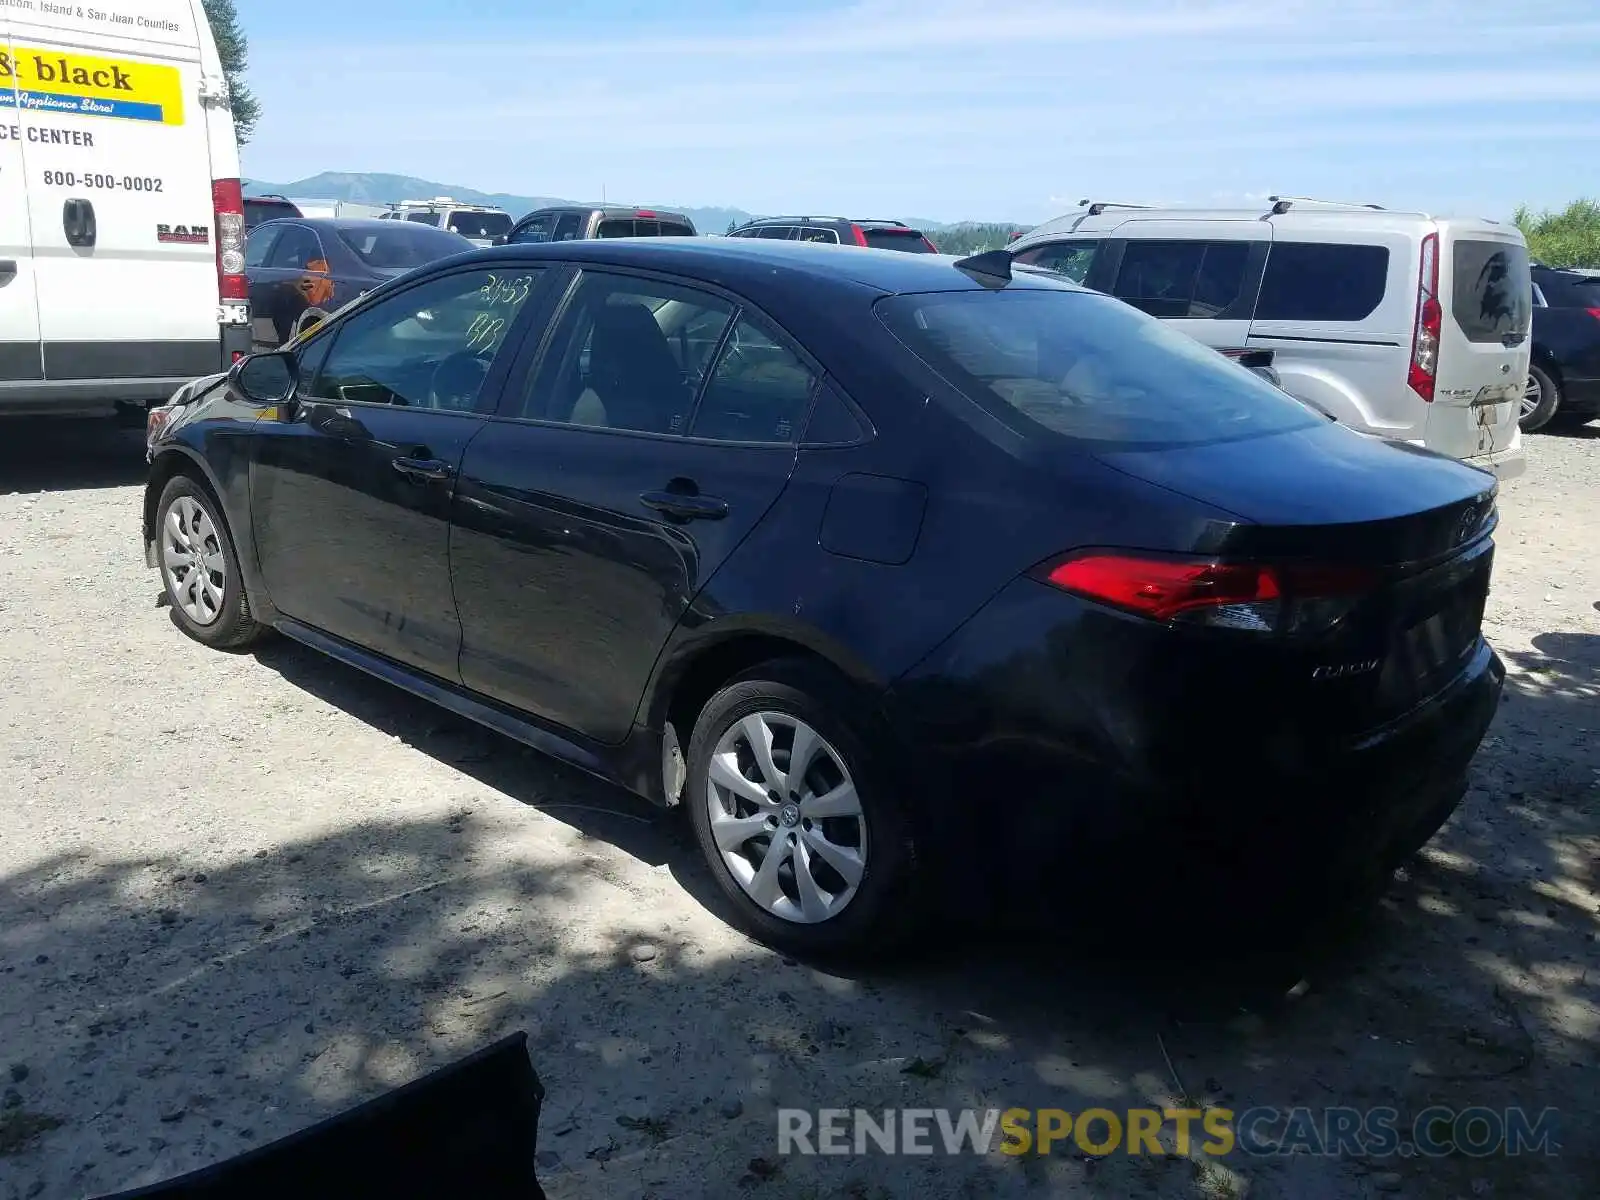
<box><xmin>1266</xmin><ymin>195</ymin><xmax>1386</xmax><ymax>214</ymax></box>
<box><xmin>1068</xmin><ymin>200</ymin><xmax>1154</xmax><ymax>231</ymax></box>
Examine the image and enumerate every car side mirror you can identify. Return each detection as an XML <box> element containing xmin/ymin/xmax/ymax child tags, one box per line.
<box><xmin>491</xmin><ymin>235</ymin><xmax>507</xmax><ymax>247</ymax></box>
<box><xmin>229</xmin><ymin>351</ymin><xmax>299</xmax><ymax>407</ymax></box>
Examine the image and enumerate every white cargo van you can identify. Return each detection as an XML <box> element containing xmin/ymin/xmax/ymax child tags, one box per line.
<box><xmin>1</xmin><ymin>0</ymin><xmax>247</xmax><ymax>418</ymax></box>
<box><xmin>1008</xmin><ymin>198</ymin><xmax>1532</xmax><ymax>479</ymax></box>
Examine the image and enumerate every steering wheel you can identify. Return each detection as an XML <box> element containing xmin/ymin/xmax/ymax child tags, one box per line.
<box><xmin>427</xmin><ymin>350</ymin><xmax>492</xmax><ymax>411</ymax></box>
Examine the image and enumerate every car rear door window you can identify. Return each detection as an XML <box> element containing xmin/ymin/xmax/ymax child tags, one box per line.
<box><xmin>519</xmin><ymin>271</ymin><xmax>734</xmax><ymax>434</ymax></box>
<box><xmin>757</xmin><ymin>226</ymin><xmax>796</xmax><ymax>240</ymax></box>
<box><xmin>1113</xmin><ymin>240</ymin><xmax>1249</xmax><ymax>318</ymax></box>
<box><xmin>1255</xmin><ymin>243</ymin><xmax>1390</xmax><ymax>322</ymax></box>
<box><xmin>691</xmin><ymin>316</ymin><xmax>817</xmax><ymax>443</ymax></box>
<box><xmin>1014</xmin><ymin>240</ymin><xmax>1098</xmax><ymax>284</ymax></box>
<box><xmin>267</xmin><ymin>225</ymin><xmax>326</xmax><ymax>270</ymax></box>
<box><xmin>1452</xmin><ymin>240</ymin><xmax>1532</xmax><ymax>344</ymax></box>
<box><xmin>552</xmin><ymin>212</ymin><xmax>584</xmax><ymax>241</ymax></box>
<box><xmin>797</xmin><ymin>227</ymin><xmax>839</xmax><ymax>244</ymax></box>
<box><xmin>307</xmin><ymin>268</ymin><xmax>543</xmax><ymax>411</ymax></box>
<box><xmin>876</xmin><ymin>288</ymin><xmax>1321</xmax><ymax>448</ymax></box>
<box><xmin>406</xmin><ymin>212</ymin><xmax>442</xmax><ymax>227</ymax></box>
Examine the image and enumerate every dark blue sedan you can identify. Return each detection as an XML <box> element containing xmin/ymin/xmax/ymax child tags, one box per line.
<box><xmin>142</xmin><ymin>237</ymin><xmax>1504</xmax><ymax>957</ymax></box>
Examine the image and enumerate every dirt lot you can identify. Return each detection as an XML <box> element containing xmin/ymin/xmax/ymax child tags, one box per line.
<box><xmin>1</xmin><ymin>419</ymin><xmax>1597</xmax><ymax>1199</ymax></box>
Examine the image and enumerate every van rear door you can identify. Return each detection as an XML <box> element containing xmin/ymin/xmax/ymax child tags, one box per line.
<box><xmin>1427</xmin><ymin>222</ymin><xmax>1531</xmax><ymax>465</ymax></box>
<box><xmin>1</xmin><ymin>22</ymin><xmax>45</xmax><ymax>394</ymax></box>
<box><xmin>7</xmin><ymin>2</ymin><xmax>221</xmax><ymax>391</ymax></box>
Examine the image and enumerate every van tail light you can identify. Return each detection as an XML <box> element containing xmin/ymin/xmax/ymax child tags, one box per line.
<box><xmin>1408</xmin><ymin>232</ymin><xmax>1440</xmax><ymax>402</ymax></box>
<box><xmin>212</xmin><ymin>177</ymin><xmax>248</xmax><ymax>302</ymax></box>
<box><xmin>1033</xmin><ymin>552</ymin><xmax>1378</xmax><ymax>635</ymax></box>
<box><xmin>849</xmin><ymin>224</ymin><xmax>869</xmax><ymax>247</ymax></box>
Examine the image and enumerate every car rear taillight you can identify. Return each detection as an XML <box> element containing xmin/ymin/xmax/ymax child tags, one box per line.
<box><xmin>849</xmin><ymin>224</ymin><xmax>869</xmax><ymax>247</ymax></box>
<box><xmin>1034</xmin><ymin>552</ymin><xmax>1377</xmax><ymax>634</ymax></box>
<box><xmin>1408</xmin><ymin>232</ymin><xmax>1440</xmax><ymax>402</ymax></box>
<box><xmin>1587</xmin><ymin>308</ymin><xmax>1600</xmax><ymax>322</ymax></box>
<box><xmin>213</xmin><ymin>178</ymin><xmax>248</xmax><ymax>301</ymax></box>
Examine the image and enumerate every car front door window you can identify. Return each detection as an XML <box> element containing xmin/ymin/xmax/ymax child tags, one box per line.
<box><xmin>310</xmin><ymin>268</ymin><xmax>544</xmax><ymax>412</ymax></box>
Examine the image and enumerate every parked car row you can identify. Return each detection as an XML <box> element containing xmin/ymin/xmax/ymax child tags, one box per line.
<box><xmin>145</xmin><ymin>235</ymin><xmax>1508</xmax><ymax>956</ymax></box>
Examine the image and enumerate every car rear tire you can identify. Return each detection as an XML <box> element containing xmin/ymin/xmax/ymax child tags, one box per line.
<box><xmin>685</xmin><ymin>658</ymin><xmax>922</xmax><ymax>959</ymax></box>
<box><xmin>1519</xmin><ymin>364</ymin><xmax>1561</xmax><ymax>433</ymax></box>
<box><xmin>155</xmin><ymin>474</ymin><xmax>263</xmax><ymax>651</ymax></box>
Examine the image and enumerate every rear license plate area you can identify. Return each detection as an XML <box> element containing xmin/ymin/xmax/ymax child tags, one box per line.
<box><xmin>1375</xmin><ymin>547</ymin><xmax>1492</xmax><ymax>709</ymax></box>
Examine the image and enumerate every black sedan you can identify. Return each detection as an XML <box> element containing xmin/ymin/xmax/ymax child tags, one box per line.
<box><xmin>1524</xmin><ymin>264</ymin><xmax>1600</xmax><ymax>431</ymax></box>
<box><xmin>244</xmin><ymin>217</ymin><xmax>475</xmax><ymax>349</ymax></box>
<box><xmin>142</xmin><ymin>238</ymin><xmax>1504</xmax><ymax>956</ymax></box>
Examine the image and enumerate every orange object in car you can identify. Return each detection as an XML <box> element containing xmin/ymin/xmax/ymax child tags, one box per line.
<box><xmin>297</xmin><ymin>260</ymin><xmax>335</xmax><ymax>307</ymax></box>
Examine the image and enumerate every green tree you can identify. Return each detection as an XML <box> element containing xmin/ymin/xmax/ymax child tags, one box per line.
<box><xmin>928</xmin><ymin>223</ymin><xmax>1027</xmax><ymax>256</ymax></box>
<box><xmin>1514</xmin><ymin>198</ymin><xmax>1600</xmax><ymax>268</ymax></box>
<box><xmin>202</xmin><ymin>0</ymin><xmax>261</xmax><ymax>144</ymax></box>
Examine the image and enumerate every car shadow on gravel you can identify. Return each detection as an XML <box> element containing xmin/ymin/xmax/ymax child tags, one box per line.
<box><xmin>14</xmin><ymin>629</ymin><xmax>1565</xmax><ymax>1198</ymax></box>
<box><xmin>0</xmin><ymin>418</ymin><xmax>148</xmax><ymax>495</ymax></box>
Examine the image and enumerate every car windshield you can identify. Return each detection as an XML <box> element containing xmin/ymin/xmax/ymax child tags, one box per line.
<box><xmin>337</xmin><ymin>225</ymin><xmax>473</xmax><ymax>270</ymax></box>
<box><xmin>447</xmin><ymin>211</ymin><xmax>512</xmax><ymax>240</ymax></box>
<box><xmin>876</xmin><ymin>288</ymin><xmax>1324</xmax><ymax>448</ymax></box>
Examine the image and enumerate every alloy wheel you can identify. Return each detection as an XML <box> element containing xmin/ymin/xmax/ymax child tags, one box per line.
<box><xmin>161</xmin><ymin>496</ymin><xmax>226</xmax><ymax>626</ymax></box>
<box><xmin>705</xmin><ymin>712</ymin><xmax>867</xmax><ymax>924</ymax></box>
<box><xmin>1521</xmin><ymin>374</ymin><xmax>1542</xmax><ymax>419</ymax></box>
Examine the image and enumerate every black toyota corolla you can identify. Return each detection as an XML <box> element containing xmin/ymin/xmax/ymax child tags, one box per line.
<box><xmin>142</xmin><ymin>238</ymin><xmax>1504</xmax><ymax>956</ymax></box>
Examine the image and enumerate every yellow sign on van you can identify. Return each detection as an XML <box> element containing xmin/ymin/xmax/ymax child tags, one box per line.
<box><xmin>0</xmin><ymin>46</ymin><xmax>185</xmax><ymax>126</ymax></box>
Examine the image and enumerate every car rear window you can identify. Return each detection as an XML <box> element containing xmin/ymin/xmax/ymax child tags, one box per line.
<box><xmin>337</xmin><ymin>225</ymin><xmax>474</xmax><ymax>269</ymax></box>
<box><xmin>245</xmin><ymin>199</ymin><xmax>299</xmax><ymax>226</ymax></box>
<box><xmin>864</xmin><ymin>228</ymin><xmax>933</xmax><ymax>253</ymax></box>
<box><xmin>876</xmin><ymin>289</ymin><xmax>1322</xmax><ymax>448</ymax></box>
<box><xmin>447</xmin><ymin>211</ymin><xmax>512</xmax><ymax>240</ymax></box>
<box><xmin>1532</xmin><ymin>268</ymin><xmax>1600</xmax><ymax>308</ymax></box>
<box><xmin>1255</xmin><ymin>243</ymin><xmax>1390</xmax><ymax>322</ymax></box>
<box><xmin>596</xmin><ymin>217</ymin><xmax>693</xmax><ymax>238</ymax></box>
<box><xmin>1452</xmin><ymin>240</ymin><xmax>1532</xmax><ymax>344</ymax></box>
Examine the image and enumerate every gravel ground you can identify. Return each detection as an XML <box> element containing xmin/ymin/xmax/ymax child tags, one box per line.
<box><xmin>1</xmin><ymin>418</ymin><xmax>1597</xmax><ymax>1199</ymax></box>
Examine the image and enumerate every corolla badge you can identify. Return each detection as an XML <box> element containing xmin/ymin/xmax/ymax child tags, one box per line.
<box><xmin>1311</xmin><ymin>659</ymin><xmax>1381</xmax><ymax>681</ymax></box>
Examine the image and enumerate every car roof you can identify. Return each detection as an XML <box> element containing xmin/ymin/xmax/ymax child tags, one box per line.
<box><xmin>453</xmin><ymin>237</ymin><xmax>1079</xmax><ymax>300</ymax></box>
<box><xmin>742</xmin><ymin>216</ymin><xmax>923</xmax><ymax>230</ymax></box>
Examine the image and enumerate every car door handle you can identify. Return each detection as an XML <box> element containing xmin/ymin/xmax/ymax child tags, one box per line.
<box><xmin>392</xmin><ymin>456</ymin><xmax>454</xmax><ymax>483</ymax></box>
<box><xmin>639</xmin><ymin>490</ymin><xmax>729</xmax><ymax>521</ymax></box>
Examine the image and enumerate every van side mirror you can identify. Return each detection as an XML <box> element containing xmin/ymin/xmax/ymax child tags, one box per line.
<box><xmin>229</xmin><ymin>351</ymin><xmax>299</xmax><ymax>406</ymax></box>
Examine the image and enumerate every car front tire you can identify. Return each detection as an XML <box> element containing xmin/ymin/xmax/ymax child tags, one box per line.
<box><xmin>685</xmin><ymin>658</ymin><xmax>922</xmax><ymax>959</ymax></box>
<box><xmin>155</xmin><ymin>474</ymin><xmax>263</xmax><ymax>651</ymax></box>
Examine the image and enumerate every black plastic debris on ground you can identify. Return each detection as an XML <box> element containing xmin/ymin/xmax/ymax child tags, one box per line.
<box><xmin>94</xmin><ymin>1032</ymin><xmax>546</xmax><ymax>1200</ymax></box>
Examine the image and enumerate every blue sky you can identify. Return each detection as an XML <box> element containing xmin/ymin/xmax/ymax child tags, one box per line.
<box><xmin>241</xmin><ymin>0</ymin><xmax>1599</xmax><ymax>224</ymax></box>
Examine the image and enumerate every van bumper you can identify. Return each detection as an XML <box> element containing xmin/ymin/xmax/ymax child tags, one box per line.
<box><xmin>1466</xmin><ymin>436</ymin><xmax>1526</xmax><ymax>482</ymax></box>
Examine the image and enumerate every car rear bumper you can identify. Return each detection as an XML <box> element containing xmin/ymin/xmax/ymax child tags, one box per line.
<box><xmin>885</xmin><ymin>577</ymin><xmax>1505</xmax><ymax>904</ymax></box>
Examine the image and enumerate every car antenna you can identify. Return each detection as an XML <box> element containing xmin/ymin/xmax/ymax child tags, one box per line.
<box><xmin>952</xmin><ymin>249</ymin><xmax>1013</xmax><ymax>289</ymax></box>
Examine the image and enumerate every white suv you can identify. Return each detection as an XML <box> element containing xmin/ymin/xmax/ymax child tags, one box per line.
<box><xmin>1008</xmin><ymin>197</ymin><xmax>1532</xmax><ymax>479</ymax></box>
<box><xmin>378</xmin><ymin>198</ymin><xmax>513</xmax><ymax>247</ymax></box>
